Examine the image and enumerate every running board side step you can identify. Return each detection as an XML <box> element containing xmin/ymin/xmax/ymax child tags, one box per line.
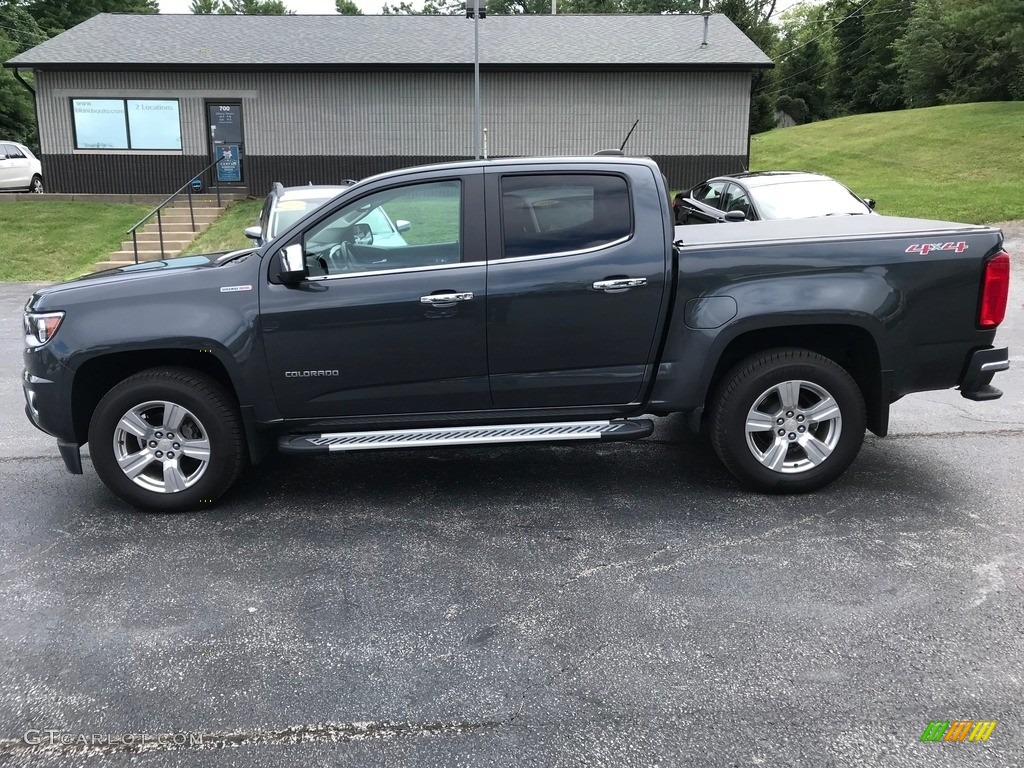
<box><xmin>278</xmin><ymin>419</ymin><xmax>654</xmax><ymax>454</ymax></box>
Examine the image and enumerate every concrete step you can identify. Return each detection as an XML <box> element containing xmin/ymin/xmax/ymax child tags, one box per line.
<box><xmin>132</xmin><ymin>222</ymin><xmax>209</xmax><ymax>233</ymax></box>
<box><xmin>120</xmin><ymin>239</ymin><xmax>194</xmax><ymax>252</ymax></box>
<box><xmin>147</xmin><ymin>211</ymin><xmax>224</xmax><ymax>222</ymax></box>
<box><xmin>129</xmin><ymin>231</ymin><xmax>200</xmax><ymax>242</ymax></box>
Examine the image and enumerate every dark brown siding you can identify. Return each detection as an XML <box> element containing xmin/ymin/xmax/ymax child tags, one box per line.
<box><xmin>42</xmin><ymin>153</ymin><xmax>747</xmax><ymax>195</ymax></box>
<box><xmin>43</xmin><ymin>155</ymin><xmax>212</xmax><ymax>195</ymax></box>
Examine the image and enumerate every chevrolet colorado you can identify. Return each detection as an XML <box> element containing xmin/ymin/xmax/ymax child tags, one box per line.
<box><xmin>23</xmin><ymin>156</ymin><xmax>1011</xmax><ymax>511</ymax></box>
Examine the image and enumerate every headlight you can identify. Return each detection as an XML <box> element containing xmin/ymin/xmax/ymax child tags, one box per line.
<box><xmin>24</xmin><ymin>311</ymin><xmax>65</xmax><ymax>347</ymax></box>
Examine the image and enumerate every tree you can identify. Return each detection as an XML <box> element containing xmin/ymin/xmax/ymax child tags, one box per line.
<box><xmin>894</xmin><ymin>0</ymin><xmax>1024</xmax><ymax>107</ymax></box>
<box><xmin>0</xmin><ymin>3</ymin><xmax>46</xmax><ymax>149</ymax></box>
<box><xmin>217</xmin><ymin>0</ymin><xmax>292</xmax><ymax>13</ymax></box>
<box><xmin>335</xmin><ymin>0</ymin><xmax>362</xmax><ymax>12</ymax></box>
<box><xmin>22</xmin><ymin>0</ymin><xmax>158</xmax><ymax>36</ymax></box>
<box><xmin>772</xmin><ymin>1</ymin><xmax>835</xmax><ymax>122</ymax></box>
<box><xmin>190</xmin><ymin>0</ymin><xmax>220</xmax><ymax>11</ymax></box>
<box><xmin>712</xmin><ymin>0</ymin><xmax>779</xmax><ymax>132</ymax></box>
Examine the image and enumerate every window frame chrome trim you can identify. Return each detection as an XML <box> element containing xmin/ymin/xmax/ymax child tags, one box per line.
<box><xmin>488</xmin><ymin>234</ymin><xmax>634</xmax><ymax>265</ymax></box>
<box><xmin>306</xmin><ymin>259</ymin><xmax>486</xmax><ymax>282</ymax></box>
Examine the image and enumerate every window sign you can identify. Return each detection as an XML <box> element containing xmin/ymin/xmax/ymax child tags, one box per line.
<box><xmin>127</xmin><ymin>100</ymin><xmax>182</xmax><ymax>150</ymax></box>
<box><xmin>72</xmin><ymin>98</ymin><xmax>182</xmax><ymax>150</ymax></box>
<box><xmin>208</xmin><ymin>104</ymin><xmax>243</xmax><ymax>144</ymax></box>
<box><xmin>72</xmin><ymin>99</ymin><xmax>129</xmax><ymax>149</ymax></box>
<box><xmin>216</xmin><ymin>144</ymin><xmax>242</xmax><ymax>182</ymax></box>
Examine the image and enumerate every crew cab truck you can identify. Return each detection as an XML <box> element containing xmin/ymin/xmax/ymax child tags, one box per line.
<box><xmin>22</xmin><ymin>157</ymin><xmax>1011</xmax><ymax>512</ymax></box>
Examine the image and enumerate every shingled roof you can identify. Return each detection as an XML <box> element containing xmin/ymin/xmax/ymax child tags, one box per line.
<box><xmin>5</xmin><ymin>13</ymin><xmax>773</xmax><ymax>71</ymax></box>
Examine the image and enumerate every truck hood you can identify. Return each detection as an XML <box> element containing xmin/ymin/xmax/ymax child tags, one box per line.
<box><xmin>30</xmin><ymin>249</ymin><xmax>260</xmax><ymax>302</ymax></box>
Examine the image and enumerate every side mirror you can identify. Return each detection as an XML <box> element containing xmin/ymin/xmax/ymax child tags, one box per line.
<box><xmin>244</xmin><ymin>225</ymin><xmax>262</xmax><ymax>240</ymax></box>
<box><xmin>395</xmin><ymin>219</ymin><xmax>412</xmax><ymax>233</ymax></box>
<box><xmin>864</xmin><ymin>198</ymin><xmax>876</xmax><ymax>210</ymax></box>
<box><xmin>278</xmin><ymin>244</ymin><xmax>308</xmax><ymax>284</ymax></box>
<box><xmin>724</xmin><ymin>210</ymin><xmax>747</xmax><ymax>222</ymax></box>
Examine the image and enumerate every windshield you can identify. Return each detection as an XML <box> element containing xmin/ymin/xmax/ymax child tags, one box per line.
<box><xmin>754</xmin><ymin>180</ymin><xmax>871</xmax><ymax>219</ymax></box>
<box><xmin>269</xmin><ymin>195</ymin><xmax>338</xmax><ymax>239</ymax></box>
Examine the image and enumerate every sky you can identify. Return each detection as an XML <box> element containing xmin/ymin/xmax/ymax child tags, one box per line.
<box><xmin>158</xmin><ymin>0</ymin><xmax>812</xmax><ymax>17</ymax></box>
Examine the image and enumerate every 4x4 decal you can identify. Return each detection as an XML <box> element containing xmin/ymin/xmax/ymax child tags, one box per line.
<box><xmin>906</xmin><ymin>241</ymin><xmax>969</xmax><ymax>255</ymax></box>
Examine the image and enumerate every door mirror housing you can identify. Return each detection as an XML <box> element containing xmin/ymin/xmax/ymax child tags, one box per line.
<box><xmin>864</xmin><ymin>198</ymin><xmax>876</xmax><ymax>210</ymax></box>
<box><xmin>278</xmin><ymin>244</ymin><xmax>308</xmax><ymax>284</ymax></box>
<box><xmin>395</xmin><ymin>219</ymin><xmax>412</xmax><ymax>233</ymax></box>
<box><xmin>244</xmin><ymin>225</ymin><xmax>262</xmax><ymax>240</ymax></box>
<box><xmin>724</xmin><ymin>210</ymin><xmax>747</xmax><ymax>222</ymax></box>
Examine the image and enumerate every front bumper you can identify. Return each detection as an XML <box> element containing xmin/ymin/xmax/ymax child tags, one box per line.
<box><xmin>23</xmin><ymin>351</ymin><xmax>82</xmax><ymax>473</ymax></box>
<box><xmin>959</xmin><ymin>347</ymin><xmax>1009</xmax><ymax>401</ymax></box>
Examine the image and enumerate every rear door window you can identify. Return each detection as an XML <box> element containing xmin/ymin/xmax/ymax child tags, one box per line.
<box><xmin>497</xmin><ymin>174</ymin><xmax>632</xmax><ymax>259</ymax></box>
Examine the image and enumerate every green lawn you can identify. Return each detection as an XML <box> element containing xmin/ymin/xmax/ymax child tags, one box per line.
<box><xmin>182</xmin><ymin>198</ymin><xmax>262</xmax><ymax>255</ymax></box>
<box><xmin>750</xmin><ymin>102</ymin><xmax>1024</xmax><ymax>224</ymax></box>
<box><xmin>0</xmin><ymin>201</ymin><xmax>149</xmax><ymax>281</ymax></box>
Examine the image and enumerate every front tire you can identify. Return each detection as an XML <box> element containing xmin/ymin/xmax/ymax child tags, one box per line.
<box><xmin>710</xmin><ymin>348</ymin><xmax>866</xmax><ymax>493</ymax></box>
<box><xmin>88</xmin><ymin>368</ymin><xmax>245</xmax><ymax>512</ymax></box>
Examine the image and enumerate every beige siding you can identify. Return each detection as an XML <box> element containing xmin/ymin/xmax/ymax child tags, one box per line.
<box><xmin>35</xmin><ymin>69</ymin><xmax>751</xmax><ymax>158</ymax></box>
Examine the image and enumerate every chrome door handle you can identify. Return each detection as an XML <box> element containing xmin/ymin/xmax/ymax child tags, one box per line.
<box><xmin>420</xmin><ymin>292</ymin><xmax>474</xmax><ymax>304</ymax></box>
<box><xmin>593</xmin><ymin>278</ymin><xmax>647</xmax><ymax>291</ymax></box>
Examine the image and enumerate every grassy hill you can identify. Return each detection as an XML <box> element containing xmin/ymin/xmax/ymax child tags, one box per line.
<box><xmin>750</xmin><ymin>102</ymin><xmax>1023</xmax><ymax>224</ymax></box>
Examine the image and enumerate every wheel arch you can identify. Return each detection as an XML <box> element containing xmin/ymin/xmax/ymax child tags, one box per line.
<box><xmin>70</xmin><ymin>349</ymin><xmax>259</xmax><ymax>457</ymax></box>
<box><xmin>705</xmin><ymin>323</ymin><xmax>887</xmax><ymax>436</ymax></box>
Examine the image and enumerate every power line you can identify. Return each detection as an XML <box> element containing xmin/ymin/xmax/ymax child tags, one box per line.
<box><xmin>771</xmin><ymin>19</ymin><xmax>880</xmax><ymax>90</ymax></box>
<box><xmin>774</xmin><ymin>36</ymin><xmax>892</xmax><ymax>97</ymax></box>
<box><xmin>774</xmin><ymin>0</ymin><xmax>904</xmax><ymax>62</ymax></box>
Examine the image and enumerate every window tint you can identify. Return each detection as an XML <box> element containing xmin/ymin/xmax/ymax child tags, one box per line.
<box><xmin>499</xmin><ymin>174</ymin><xmax>631</xmax><ymax>259</ymax></box>
<box><xmin>693</xmin><ymin>181</ymin><xmax>727</xmax><ymax>209</ymax></box>
<box><xmin>4</xmin><ymin>144</ymin><xmax>25</xmax><ymax>159</ymax></box>
<box><xmin>723</xmin><ymin>183</ymin><xmax>753</xmax><ymax>219</ymax></box>
<box><xmin>302</xmin><ymin>180</ymin><xmax>461</xmax><ymax>277</ymax></box>
<box><xmin>269</xmin><ymin>196</ymin><xmax>336</xmax><ymax>240</ymax></box>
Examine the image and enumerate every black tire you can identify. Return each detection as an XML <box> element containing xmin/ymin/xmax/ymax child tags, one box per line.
<box><xmin>88</xmin><ymin>367</ymin><xmax>245</xmax><ymax>512</ymax></box>
<box><xmin>29</xmin><ymin>175</ymin><xmax>43</xmax><ymax>193</ymax></box>
<box><xmin>710</xmin><ymin>348</ymin><xmax>866</xmax><ymax>493</ymax></box>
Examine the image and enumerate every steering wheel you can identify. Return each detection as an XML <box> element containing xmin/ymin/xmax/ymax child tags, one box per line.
<box><xmin>324</xmin><ymin>242</ymin><xmax>357</xmax><ymax>273</ymax></box>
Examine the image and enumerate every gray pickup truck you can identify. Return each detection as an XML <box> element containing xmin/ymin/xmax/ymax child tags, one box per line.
<box><xmin>22</xmin><ymin>156</ymin><xmax>1010</xmax><ymax>511</ymax></box>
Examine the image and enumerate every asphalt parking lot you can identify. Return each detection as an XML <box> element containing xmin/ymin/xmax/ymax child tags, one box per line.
<box><xmin>1</xmin><ymin>229</ymin><xmax>1022</xmax><ymax>767</ymax></box>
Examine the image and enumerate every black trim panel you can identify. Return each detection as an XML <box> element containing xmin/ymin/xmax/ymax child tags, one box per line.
<box><xmin>41</xmin><ymin>153</ymin><xmax>748</xmax><ymax>196</ymax></box>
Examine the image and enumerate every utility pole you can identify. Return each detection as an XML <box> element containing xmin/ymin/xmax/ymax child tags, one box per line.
<box><xmin>466</xmin><ymin>0</ymin><xmax>486</xmax><ymax>159</ymax></box>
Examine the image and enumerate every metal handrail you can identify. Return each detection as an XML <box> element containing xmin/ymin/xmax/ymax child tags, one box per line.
<box><xmin>127</xmin><ymin>158</ymin><xmax>224</xmax><ymax>264</ymax></box>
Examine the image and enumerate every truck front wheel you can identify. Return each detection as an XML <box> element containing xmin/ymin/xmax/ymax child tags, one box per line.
<box><xmin>88</xmin><ymin>368</ymin><xmax>245</xmax><ymax>511</ymax></box>
<box><xmin>710</xmin><ymin>349</ymin><xmax>866</xmax><ymax>493</ymax></box>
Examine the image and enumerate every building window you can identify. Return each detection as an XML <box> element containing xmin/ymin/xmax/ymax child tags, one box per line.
<box><xmin>72</xmin><ymin>99</ymin><xmax>182</xmax><ymax>150</ymax></box>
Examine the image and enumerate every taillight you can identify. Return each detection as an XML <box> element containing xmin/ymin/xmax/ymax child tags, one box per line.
<box><xmin>979</xmin><ymin>251</ymin><xmax>1010</xmax><ymax>328</ymax></box>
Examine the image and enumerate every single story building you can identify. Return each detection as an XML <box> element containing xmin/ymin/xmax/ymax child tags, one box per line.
<box><xmin>4</xmin><ymin>13</ymin><xmax>772</xmax><ymax>195</ymax></box>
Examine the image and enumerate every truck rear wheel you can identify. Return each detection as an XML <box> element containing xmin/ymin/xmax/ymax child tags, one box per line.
<box><xmin>88</xmin><ymin>368</ymin><xmax>245</xmax><ymax>512</ymax></box>
<box><xmin>710</xmin><ymin>348</ymin><xmax>866</xmax><ymax>493</ymax></box>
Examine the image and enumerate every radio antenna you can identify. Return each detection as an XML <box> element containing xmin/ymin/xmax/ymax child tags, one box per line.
<box><xmin>619</xmin><ymin>119</ymin><xmax>639</xmax><ymax>152</ymax></box>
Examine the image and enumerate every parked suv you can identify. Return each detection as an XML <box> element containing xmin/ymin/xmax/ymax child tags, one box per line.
<box><xmin>244</xmin><ymin>182</ymin><xmax>354</xmax><ymax>247</ymax></box>
<box><xmin>0</xmin><ymin>141</ymin><xmax>43</xmax><ymax>193</ymax></box>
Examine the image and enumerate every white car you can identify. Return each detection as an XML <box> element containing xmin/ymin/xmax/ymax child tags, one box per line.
<box><xmin>0</xmin><ymin>141</ymin><xmax>43</xmax><ymax>193</ymax></box>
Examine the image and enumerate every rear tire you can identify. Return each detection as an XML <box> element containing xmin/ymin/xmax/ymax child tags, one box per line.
<box><xmin>88</xmin><ymin>367</ymin><xmax>245</xmax><ymax>512</ymax></box>
<box><xmin>29</xmin><ymin>175</ymin><xmax>43</xmax><ymax>193</ymax></box>
<box><xmin>710</xmin><ymin>348</ymin><xmax>865</xmax><ymax>493</ymax></box>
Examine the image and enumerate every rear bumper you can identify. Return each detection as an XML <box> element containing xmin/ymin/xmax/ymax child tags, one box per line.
<box><xmin>959</xmin><ymin>347</ymin><xmax>1009</xmax><ymax>401</ymax></box>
